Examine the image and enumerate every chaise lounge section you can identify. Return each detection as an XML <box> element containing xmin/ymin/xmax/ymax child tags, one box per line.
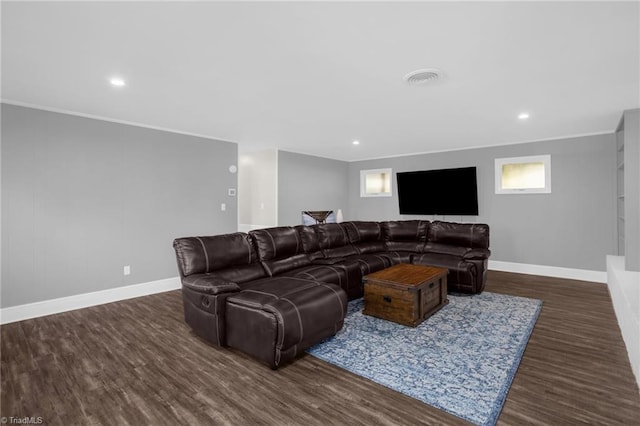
<box><xmin>173</xmin><ymin>219</ymin><xmax>490</xmax><ymax>368</ymax></box>
<box><xmin>225</xmin><ymin>277</ymin><xmax>346</xmax><ymax>368</ymax></box>
<box><xmin>174</xmin><ymin>231</ymin><xmax>348</xmax><ymax>369</ymax></box>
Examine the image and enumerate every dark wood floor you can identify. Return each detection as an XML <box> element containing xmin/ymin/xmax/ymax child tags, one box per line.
<box><xmin>2</xmin><ymin>271</ymin><xmax>639</xmax><ymax>425</ymax></box>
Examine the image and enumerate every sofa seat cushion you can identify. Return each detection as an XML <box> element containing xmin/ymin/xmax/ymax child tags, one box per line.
<box><xmin>225</xmin><ymin>277</ymin><xmax>347</xmax><ymax>368</ymax></box>
<box><xmin>412</xmin><ymin>252</ymin><xmax>476</xmax><ymax>287</ymax></box>
<box><xmin>382</xmin><ymin>251</ymin><xmax>414</xmax><ymax>264</ymax></box>
<box><xmin>260</xmin><ymin>253</ymin><xmax>313</xmax><ymax>277</ymax></box>
<box><xmin>342</xmin><ymin>253</ymin><xmax>393</xmax><ymax>276</ymax></box>
<box><xmin>423</xmin><ymin>243</ymin><xmax>471</xmax><ymax>258</ymax></box>
<box><xmin>279</xmin><ymin>262</ymin><xmax>362</xmax><ymax>297</ymax></box>
<box><xmin>353</xmin><ymin>241</ymin><xmax>386</xmax><ymax>254</ymax></box>
<box><xmin>386</xmin><ymin>241</ymin><xmax>425</xmax><ymax>252</ymax></box>
<box><xmin>307</xmin><ymin>254</ymin><xmax>390</xmax><ymax>299</ymax></box>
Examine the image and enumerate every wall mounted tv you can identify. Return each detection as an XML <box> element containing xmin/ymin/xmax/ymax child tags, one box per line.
<box><xmin>397</xmin><ymin>166</ymin><xmax>479</xmax><ymax>215</ymax></box>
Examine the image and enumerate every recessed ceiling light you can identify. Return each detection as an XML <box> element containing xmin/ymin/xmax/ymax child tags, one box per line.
<box><xmin>352</xmin><ymin>140</ymin><xmax>360</xmax><ymax>145</ymax></box>
<box><xmin>518</xmin><ymin>112</ymin><xmax>530</xmax><ymax>120</ymax></box>
<box><xmin>404</xmin><ymin>68</ymin><xmax>442</xmax><ymax>85</ymax></box>
<box><xmin>109</xmin><ymin>77</ymin><xmax>126</xmax><ymax>87</ymax></box>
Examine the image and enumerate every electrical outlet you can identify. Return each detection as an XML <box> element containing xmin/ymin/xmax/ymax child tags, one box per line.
<box><xmin>221</xmin><ymin>203</ymin><xmax>226</xmax><ymax>211</ymax></box>
<box><xmin>123</xmin><ymin>265</ymin><xmax>131</xmax><ymax>276</ymax></box>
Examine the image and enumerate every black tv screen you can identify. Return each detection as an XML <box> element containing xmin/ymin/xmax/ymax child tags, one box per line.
<box><xmin>397</xmin><ymin>167</ymin><xmax>479</xmax><ymax>215</ymax></box>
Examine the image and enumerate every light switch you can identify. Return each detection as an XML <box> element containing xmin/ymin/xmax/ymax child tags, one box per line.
<box><xmin>123</xmin><ymin>265</ymin><xmax>131</xmax><ymax>276</ymax></box>
<box><xmin>221</xmin><ymin>203</ymin><xmax>226</xmax><ymax>211</ymax></box>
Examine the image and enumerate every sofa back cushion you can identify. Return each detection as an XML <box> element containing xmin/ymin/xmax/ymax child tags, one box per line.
<box><xmin>382</xmin><ymin>220</ymin><xmax>430</xmax><ymax>252</ymax></box>
<box><xmin>428</xmin><ymin>221</ymin><xmax>490</xmax><ymax>249</ymax></box>
<box><xmin>173</xmin><ymin>233</ymin><xmax>265</xmax><ymax>283</ymax></box>
<box><xmin>341</xmin><ymin>221</ymin><xmax>386</xmax><ymax>254</ymax></box>
<box><xmin>250</xmin><ymin>227</ymin><xmax>312</xmax><ymax>275</ymax></box>
<box><xmin>314</xmin><ymin>223</ymin><xmax>358</xmax><ymax>258</ymax></box>
<box><xmin>294</xmin><ymin>225</ymin><xmax>324</xmax><ymax>260</ymax></box>
<box><xmin>250</xmin><ymin>226</ymin><xmax>302</xmax><ymax>260</ymax></box>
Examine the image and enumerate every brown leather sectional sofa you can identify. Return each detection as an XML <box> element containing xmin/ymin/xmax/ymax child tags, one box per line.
<box><xmin>173</xmin><ymin>220</ymin><xmax>490</xmax><ymax>368</ymax></box>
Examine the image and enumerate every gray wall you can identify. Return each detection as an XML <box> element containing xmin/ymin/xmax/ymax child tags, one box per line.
<box><xmin>1</xmin><ymin>104</ymin><xmax>238</xmax><ymax>308</ymax></box>
<box><xmin>348</xmin><ymin>134</ymin><xmax>617</xmax><ymax>271</ymax></box>
<box><xmin>278</xmin><ymin>150</ymin><xmax>349</xmax><ymax>226</ymax></box>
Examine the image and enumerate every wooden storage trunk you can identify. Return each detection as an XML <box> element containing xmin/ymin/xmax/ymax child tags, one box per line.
<box><xmin>363</xmin><ymin>264</ymin><xmax>448</xmax><ymax>327</ymax></box>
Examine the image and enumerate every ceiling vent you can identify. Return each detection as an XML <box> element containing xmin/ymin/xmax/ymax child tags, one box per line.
<box><xmin>404</xmin><ymin>68</ymin><xmax>442</xmax><ymax>85</ymax></box>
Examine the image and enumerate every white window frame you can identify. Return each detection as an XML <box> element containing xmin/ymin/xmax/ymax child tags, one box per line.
<box><xmin>495</xmin><ymin>155</ymin><xmax>551</xmax><ymax>194</ymax></box>
<box><xmin>360</xmin><ymin>168</ymin><xmax>393</xmax><ymax>197</ymax></box>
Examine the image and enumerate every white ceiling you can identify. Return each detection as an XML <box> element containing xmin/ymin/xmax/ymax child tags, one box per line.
<box><xmin>2</xmin><ymin>1</ymin><xmax>639</xmax><ymax>161</ymax></box>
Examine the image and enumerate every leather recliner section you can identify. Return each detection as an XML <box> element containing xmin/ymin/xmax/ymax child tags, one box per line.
<box><xmin>173</xmin><ymin>233</ymin><xmax>265</xmax><ymax>347</ymax></box>
<box><xmin>416</xmin><ymin>221</ymin><xmax>491</xmax><ymax>293</ymax></box>
<box><xmin>173</xmin><ymin>233</ymin><xmax>265</xmax><ymax>283</ymax></box>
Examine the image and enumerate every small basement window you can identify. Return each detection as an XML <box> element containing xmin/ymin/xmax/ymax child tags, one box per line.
<box><xmin>360</xmin><ymin>168</ymin><xmax>392</xmax><ymax>197</ymax></box>
<box><xmin>495</xmin><ymin>155</ymin><xmax>551</xmax><ymax>194</ymax></box>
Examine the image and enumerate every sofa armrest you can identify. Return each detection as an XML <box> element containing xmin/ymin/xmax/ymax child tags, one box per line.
<box><xmin>463</xmin><ymin>248</ymin><xmax>491</xmax><ymax>260</ymax></box>
<box><xmin>182</xmin><ymin>274</ymin><xmax>241</xmax><ymax>295</ymax></box>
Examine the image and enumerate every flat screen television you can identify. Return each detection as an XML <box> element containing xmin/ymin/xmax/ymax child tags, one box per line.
<box><xmin>396</xmin><ymin>167</ymin><xmax>479</xmax><ymax>215</ymax></box>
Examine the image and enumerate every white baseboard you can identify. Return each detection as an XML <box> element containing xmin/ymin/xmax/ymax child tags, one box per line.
<box><xmin>489</xmin><ymin>260</ymin><xmax>607</xmax><ymax>283</ymax></box>
<box><xmin>0</xmin><ymin>276</ymin><xmax>181</xmax><ymax>325</ymax></box>
<box><xmin>0</xmin><ymin>261</ymin><xmax>607</xmax><ymax>325</ymax></box>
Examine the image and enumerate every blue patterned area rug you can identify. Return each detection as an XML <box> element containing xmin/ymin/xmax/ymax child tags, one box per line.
<box><xmin>307</xmin><ymin>292</ymin><xmax>542</xmax><ymax>426</ymax></box>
